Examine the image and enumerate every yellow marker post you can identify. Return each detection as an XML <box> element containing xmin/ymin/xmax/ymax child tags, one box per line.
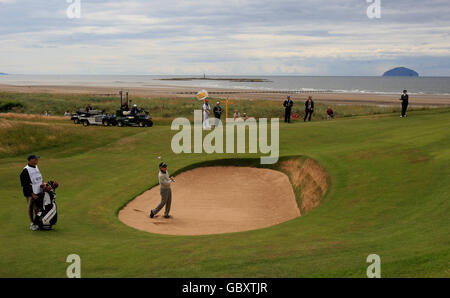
<box><xmin>220</xmin><ymin>97</ymin><xmax>234</xmax><ymax>119</ymax></box>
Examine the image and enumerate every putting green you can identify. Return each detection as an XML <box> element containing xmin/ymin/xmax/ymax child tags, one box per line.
<box><xmin>0</xmin><ymin>108</ymin><xmax>449</xmax><ymax>277</ymax></box>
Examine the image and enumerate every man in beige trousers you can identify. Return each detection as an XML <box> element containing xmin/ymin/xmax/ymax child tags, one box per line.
<box><xmin>150</xmin><ymin>162</ymin><xmax>175</xmax><ymax>219</ymax></box>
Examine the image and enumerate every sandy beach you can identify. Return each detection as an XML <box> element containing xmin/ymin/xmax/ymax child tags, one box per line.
<box><xmin>1</xmin><ymin>83</ymin><xmax>450</xmax><ymax>107</ymax></box>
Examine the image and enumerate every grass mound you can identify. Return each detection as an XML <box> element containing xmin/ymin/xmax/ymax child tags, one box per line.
<box><xmin>0</xmin><ymin>114</ymin><xmax>142</xmax><ymax>158</ymax></box>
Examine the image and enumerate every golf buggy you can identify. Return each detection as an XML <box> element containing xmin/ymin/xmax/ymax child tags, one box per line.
<box><xmin>101</xmin><ymin>113</ymin><xmax>118</xmax><ymax>126</ymax></box>
<box><xmin>114</xmin><ymin>91</ymin><xmax>153</xmax><ymax>127</ymax></box>
<box><xmin>71</xmin><ymin>109</ymin><xmax>104</xmax><ymax>125</ymax></box>
<box><xmin>70</xmin><ymin>110</ymin><xmax>84</xmax><ymax>124</ymax></box>
<box><xmin>79</xmin><ymin>110</ymin><xmax>110</xmax><ymax>126</ymax></box>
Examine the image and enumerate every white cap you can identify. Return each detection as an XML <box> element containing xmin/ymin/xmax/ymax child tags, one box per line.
<box><xmin>133</xmin><ymin>104</ymin><xmax>137</xmax><ymax>107</ymax></box>
<box><xmin>217</xmin><ymin>101</ymin><xmax>220</xmax><ymax>104</ymax></box>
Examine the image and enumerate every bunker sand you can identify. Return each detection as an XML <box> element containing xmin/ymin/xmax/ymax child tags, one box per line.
<box><xmin>119</xmin><ymin>166</ymin><xmax>300</xmax><ymax>235</ymax></box>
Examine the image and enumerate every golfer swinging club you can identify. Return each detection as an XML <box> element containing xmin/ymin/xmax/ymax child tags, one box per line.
<box><xmin>150</xmin><ymin>162</ymin><xmax>175</xmax><ymax>219</ymax></box>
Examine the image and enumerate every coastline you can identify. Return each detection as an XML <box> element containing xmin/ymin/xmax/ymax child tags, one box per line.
<box><xmin>1</xmin><ymin>83</ymin><xmax>450</xmax><ymax>107</ymax></box>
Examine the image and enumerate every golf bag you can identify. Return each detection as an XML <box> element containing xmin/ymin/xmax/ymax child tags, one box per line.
<box><xmin>33</xmin><ymin>181</ymin><xmax>58</xmax><ymax>230</ymax></box>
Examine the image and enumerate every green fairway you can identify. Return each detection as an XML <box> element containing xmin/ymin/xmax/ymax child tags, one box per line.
<box><xmin>0</xmin><ymin>107</ymin><xmax>449</xmax><ymax>277</ymax></box>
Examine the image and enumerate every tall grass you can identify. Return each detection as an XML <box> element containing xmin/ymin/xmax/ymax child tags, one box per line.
<box><xmin>0</xmin><ymin>92</ymin><xmax>428</xmax><ymax>120</ymax></box>
<box><xmin>0</xmin><ymin>100</ymin><xmax>24</xmax><ymax>112</ymax></box>
<box><xmin>0</xmin><ymin>117</ymin><xmax>141</xmax><ymax>158</ymax></box>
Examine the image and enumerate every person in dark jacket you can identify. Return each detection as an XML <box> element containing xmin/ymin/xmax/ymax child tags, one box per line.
<box><xmin>121</xmin><ymin>101</ymin><xmax>129</xmax><ymax>111</ymax></box>
<box><xmin>283</xmin><ymin>96</ymin><xmax>294</xmax><ymax>123</ymax></box>
<box><xmin>20</xmin><ymin>154</ymin><xmax>43</xmax><ymax>231</ymax></box>
<box><xmin>213</xmin><ymin>101</ymin><xmax>223</xmax><ymax>127</ymax></box>
<box><xmin>131</xmin><ymin>104</ymin><xmax>138</xmax><ymax>115</ymax></box>
<box><xmin>400</xmin><ymin>90</ymin><xmax>409</xmax><ymax>117</ymax></box>
<box><xmin>304</xmin><ymin>96</ymin><xmax>314</xmax><ymax>122</ymax></box>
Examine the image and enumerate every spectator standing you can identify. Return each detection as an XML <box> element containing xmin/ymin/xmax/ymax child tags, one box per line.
<box><xmin>400</xmin><ymin>90</ymin><xmax>409</xmax><ymax>118</ymax></box>
<box><xmin>304</xmin><ymin>96</ymin><xmax>314</xmax><ymax>122</ymax></box>
<box><xmin>283</xmin><ymin>95</ymin><xmax>294</xmax><ymax>123</ymax></box>
<box><xmin>213</xmin><ymin>101</ymin><xmax>223</xmax><ymax>127</ymax></box>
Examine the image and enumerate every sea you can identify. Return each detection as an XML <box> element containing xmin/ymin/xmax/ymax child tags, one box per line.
<box><xmin>1</xmin><ymin>74</ymin><xmax>450</xmax><ymax>95</ymax></box>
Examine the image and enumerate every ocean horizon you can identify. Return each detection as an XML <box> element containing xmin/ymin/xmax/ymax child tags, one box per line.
<box><xmin>1</xmin><ymin>74</ymin><xmax>450</xmax><ymax>95</ymax></box>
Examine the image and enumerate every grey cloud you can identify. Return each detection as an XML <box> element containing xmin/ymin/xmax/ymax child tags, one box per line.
<box><xmin>0</xmin><ymin>0</ymin><xmax>449</xmax><ymax>75</ymax></box>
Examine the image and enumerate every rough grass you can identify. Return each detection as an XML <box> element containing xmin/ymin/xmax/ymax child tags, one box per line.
<box><xmin>0</xmin><ymin>115</ymin><xmax>141</xmax><ymax>158</ymax></box>
<box><xmin>0</xmin><ymin>91</ymin><xmax>429</xmax><ymax>121</ymax></box>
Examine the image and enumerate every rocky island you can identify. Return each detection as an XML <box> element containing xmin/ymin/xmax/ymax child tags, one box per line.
<box><xmin>383</xmin><ymin>67</ymin><xmax>419</xmax><ymax>77</ymax></box>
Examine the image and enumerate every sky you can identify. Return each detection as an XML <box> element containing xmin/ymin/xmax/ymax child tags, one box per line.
<box><xmin>1</xmin><ymin>0</ymin><xmax>450</xmax><ymax>76</ymax></box>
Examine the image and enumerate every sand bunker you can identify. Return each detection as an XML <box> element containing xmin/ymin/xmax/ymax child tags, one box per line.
<box><xmin>119</xmin><ymin>166</ymin><xmax>300</xmax><ymax>235</ymax></box>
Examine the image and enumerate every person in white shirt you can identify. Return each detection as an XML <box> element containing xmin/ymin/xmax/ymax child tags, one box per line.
<box><xmin>202</xmin><ymin>99</ymin><xmax>211</xmax><ymax>129</ymax></box>
<box><xmin>150</xmin><ymin>162</ymin><xmax>175</xmax><ymax>219</ymax></box>
<box><xmin>20</xmin><ymin>154</ymin><xmax>43</xmax><ymax>231</ymax></box>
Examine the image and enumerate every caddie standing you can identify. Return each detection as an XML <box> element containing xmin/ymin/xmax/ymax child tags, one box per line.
<box><xmin>203</xmin><ymin>99</ymin><xmax>211</xmax><ymax>129</ymax></box>
<box><xmin>150</xmin><ymin>162</ymin><xmax>175</xmax><ymax>219</ymax></box>
<box><xmin>20</xmin><ymin>154</ymin><xmax>43</xmax><ymax>231</ymax></box>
